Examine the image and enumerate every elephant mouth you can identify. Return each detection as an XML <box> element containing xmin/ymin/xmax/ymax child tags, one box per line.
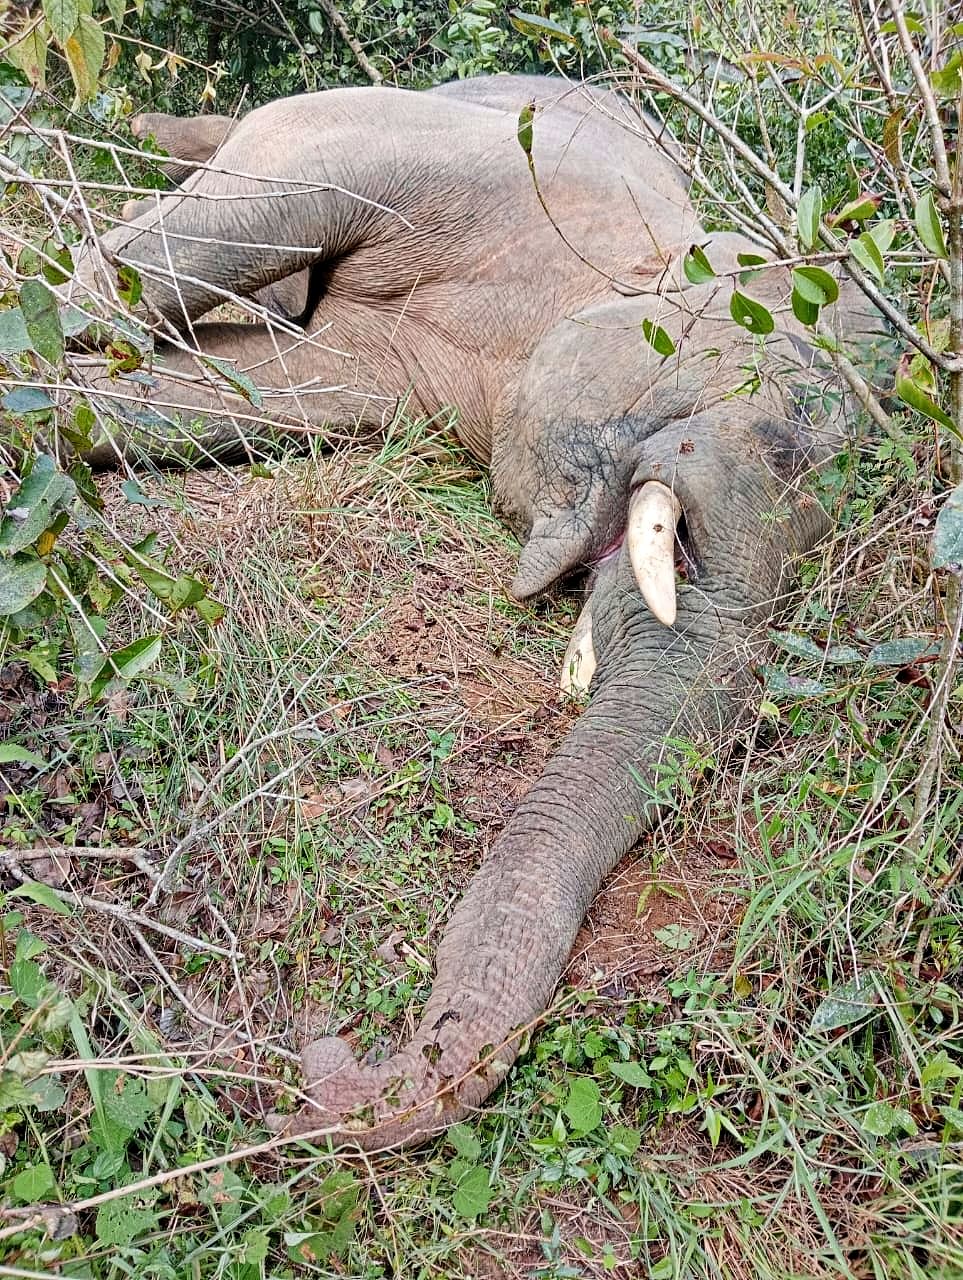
<box><xmin>590</xmin><ymin>533</ymin><xmax>625</xmax><ymax>565</ymax></box>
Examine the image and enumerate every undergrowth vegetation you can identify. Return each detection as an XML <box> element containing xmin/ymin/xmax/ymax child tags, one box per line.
<box><xmin>0</xmin><ymin>1</ymin><xmax>961</xmax><ymax>1277</ymax></box>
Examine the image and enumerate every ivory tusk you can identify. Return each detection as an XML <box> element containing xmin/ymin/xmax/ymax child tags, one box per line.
<box><xmin>560</xmin><ymin>600</ymin><xmax>596</xmax><ymax>695</ymax></box>
<box><xmin>627</xmin><ymin>481</ymin><xmax>681</xmax><ymax>627</ymax></box>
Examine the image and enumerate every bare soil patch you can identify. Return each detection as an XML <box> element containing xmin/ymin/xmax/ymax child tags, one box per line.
<box><xmin>567</xmin><ymin>843</ymin><xmax>741</xmax><ymax>1002</ymax></box>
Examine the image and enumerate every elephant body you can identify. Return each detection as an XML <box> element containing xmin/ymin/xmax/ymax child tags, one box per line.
<box><xmin>82</xmin><ymin>78</ymin><xmax>694</xmax><ymax>481</ymax></box>
<box><xmin>74</xmin><ymin>75</ymin><xmax>882</xmax><ymax>1148</ymax></box>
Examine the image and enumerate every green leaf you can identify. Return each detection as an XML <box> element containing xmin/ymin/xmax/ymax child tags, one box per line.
<box><xmin>41</xmin><ymin>239</ymin><xmax>74</xmax><ymax>287</ymax></box>
<box><xmin>736</xmin><ymin>251</ymin><xmax>767</xmax><ymax>284</ymax></box>
<box><xmin>12</xmin><ymin>1163</ymin><xmax>56</xmax><ymax>1203</ymax></box>
<box><xmin>116</xmin><ymin>264</ymin><xmax>143</xmax><ymax>308</ymax></box>
<box><xmin>703</xmin><ymin>1104</ymin><xmax>722</xmax><ymax>1148</ymax></box>
<box><xmin>563</xmin><ymin>1077</ymin><xmax>602</xmax><ymax>1134</ymax></box>
<box><xmin>19</xmin><ymin>279</ymin><xmax>64</xmax><ymax>366</ymax></box>
<box><xmin>9</xmin><ymin>958</ymin><xmax>47</xmax><ymax>1007</ymax></box>
<box><xmin>241</xmin><ymin>1230</ymin><xmax>270</xmax><ymax>1265</ymax></box>
<box><xmin>791</xmin><ymin>289</ymin><xmax>820</xmax><ymax>326</ymax></box>
<box><xmin>729</xmin><ymin>290</ymin><xmax>774</xmax><ymax>335</ymax></box>
<box><xmin>90</xmin><ymin>634</ymin><xmax>162</xmax><ymax>699</ymax></box>
<box><xmin>286</xmin><ymin>1230</ymin><xmax>334</xmax><ymax>1265</ymax></box>
<box><xmin>831</xmin><ymin>195</ymin><xmax>879</xmax><ymax>225</ymax></box>
<box><xmin>930</xmin><ymin>50</ymin><xmax>963</xmax><ymax>98</ymax></box>
<box><xmin>868</xmin><ymin>219</ymin><xmax>896</xmax><ymax>255</ymax></box>
<box><xmin>797</xmin><ymin>185</ymin><xmax>822</xmax><ymax>250</ymax></box>
<box><xmin>761</xmin><ymin>667</ymin><xmax>829</xmax><ymax>697</ymax></box>
<box><xmin>199</xmin><ymin>1166</ymin><xmax>245</xmax><ymax>1224</ymax></box>
<box><xmin>879</xmin><ymin>16</ymin><xmax>925</xmax><ymax>34</ymax></box>
<box><xmin>4</xmin><ymin>18</ymin><xmax>48</xmax><ymax>88</ymax></box>
<box><xmin>41</xmin><ymin>0</ymin><xmax>78</xmax><ymax>44</ymax></box>
<box><xmin>2</xmin><ymin>386</ymin><xmax>55</xmax><ymax>414</ymax></box>
<box><xmin>69</xmin><ymin>610</ymin><xmax>106</xmax><ymax>686</ymax></box>
<box><xmin>447</xmin><ymin>1122</ymin><xmax>481</xmax><ymax>1162</ymax></box>
<box><xmin>113</xmin><ymin>634</ymin><xmax>163</xmax><ymax>679</ymax></box>
<box><xmin>95</xmin><ymin>1194</ymin><xmax>160</xmax><ymax>1247</ymax></box>
<box><xmin>0</xmin><ymin>455</ymin><xmax>76</xmax><ymax>556</ymax></box>
<box><xmin>516</xmin><ymin>101</ymin><xmax>535</xmax><ymax>158</ymax></box>
<box><xmin>508</xmin><ymin>10</ymin><xmax>577</xmax><ymax>44</ymax></box>
<box><xmin>914</xmin><ymin>191</ymin><xmax>948</xmax><ymax>259</ymax></box>
<box><xmin>895</xmin><ymin>368</ymin><xmax>957</xmax><ymax>434</ymax></box>
<box><xmin>791</xmin><ymin>266</ymin><xmax>839</xmax><ymax>306</ymax></box>
<box><xmin>15</xmin><ymin>931</ymin><xmax>47</xmax><ymax>962</ymax></box>
<box><xmin>131</xmin><ymin>557</ymin><xmax>216</xmax><ymax>616</ymax></box>
<box><xmin>933</xmin><ymin>483</ymin><xmax>963</xmax><ymax>569</ymax></box>
<box><xmin>0</xmin><ymin>309</ymin><xmax>31</xmax><ymax>355</ymax></box>
<box><xmin>199</xmin><ymin>355</ymin><xmax>263</xmax><ymax>407</ymax></box>
<box><xmin>641</xmin><ymin>317</ymin><xmax>676</xmax><ymax>357</ymax></box>
<box><xmin>104</xmin><ymin>0</ymin><xmax>124</xmax><ymax>30</ymax></box>
<box><xmin>0</xmin><ymin>1068</ymin><xmax>66</xmax><ymax>1112</ymax></box>
<box><xmin>939</xmin><ymin>1105</ymin><xmax>963</xmax><ymax>1134</ymax></box>
<box><xmin>195</xmin><ymin>595</ymin><xmax>226</xmax><ymax>625</ymax></box>
<box><xmin>850</xmin><ymin>232</ymin><xmax>885</xmax><ymax>286</ymax></box>
<box><xmin>654</xmin><ymin>923</ymin><xmax>694</xmax><ymax>950</ymax></box>
<box><xmin>810</xmin><ymin>974</ymin><xmax>879</xmax><ymax>1034</ymax></box>
<box><xmin>451</xmin><ymin>1164</ymin><xmax>492</xmax><ymax>1218</ymax></box>
<box><xmin>683</xmin><ymin>244</ymin><xmax>715</xmax><ymax>284</ymax></box>
<box><xmin>0</xmin><ymin>742</ymin><xmax>46</xmax><ymax>767</ymax></box>
<box><xmin>0</xmin><ymin>555</ymin><xmax>48</xmax><ymax>616</ymax></box>
<box><xmin>64</xmin><ymin>13</ymin><xmax>105</xmax><ymax>102</ymax></box>
<box><xmin>865</xmin><ymin>636</ymin><xmax>938</xmax><ymax>666</ymax></box>
<box><xmin>769</xmin><ymin>629</ymin><xmax>825</xmax><ymax>661</ymax></box>
<box><xmin>861</xmin><ymin>1100</ymin><xmax>898</xmax><ymax>1137</ymax></box>
<box><xmin>608</xmin><ymin>1059</ymin><xmax>652</xmax><ymax>1088</ymax></box>
<box><xmin>609</xmin><ymin>1124</ymin><xmax>641</xmax><ymax>1156</ymax></box>
<box><xmin>9</xmin><ymin>881</ymin><xmax>71</xmax><ymax>916</ymax></box>
<box><xmin>826</xmin><ymin>643</ymin><xmax>862</xmax><ymax>665</ymax></box>
<box><xmin>120</xmin><ymin>478</ymin><xmax>170</xmax><ymax>509</ymax></box>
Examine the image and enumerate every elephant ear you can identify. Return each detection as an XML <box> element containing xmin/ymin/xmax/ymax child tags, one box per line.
<box><xmin>511</xmin><ymin>513</ymin><xmax>593</xmax><ymax>601</ymax></box>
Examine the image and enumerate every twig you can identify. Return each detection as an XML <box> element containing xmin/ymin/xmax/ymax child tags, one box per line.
<box><xmin>314</xmin><ymin>0</ymin><xmax>382</xmax><ymax>84</ymax></box>
<box><xmin>616</xmin><ymin>35</ymin><xmax>949</xmax><ymax>370</ymax></box>
<box><xmin>0</xmin><ymin>853</ymin><xmax>232</xmax><ymax>957</ymax></box>
<box><xmin>18</xmin><ymin>844</ymin><xmax>160</xmax><ymax>882</ymax></box>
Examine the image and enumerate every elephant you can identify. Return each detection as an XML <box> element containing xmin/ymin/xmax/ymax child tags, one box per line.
<box><xmin>70</xmin><ymin>74</ymin><xmax>882</xmax><ymax>1149</ymax></box>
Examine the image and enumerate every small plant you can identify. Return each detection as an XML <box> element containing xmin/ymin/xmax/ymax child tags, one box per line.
<box><xmin>0</xmin><ymin>450</ymin><xmax>224</xmax><ymax>700</ymax></box>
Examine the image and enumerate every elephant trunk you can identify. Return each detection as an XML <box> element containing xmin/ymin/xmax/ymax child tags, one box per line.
<box><xmin>271</xmin><ymin>587</ymin><xmax>754</xmax><ymax>1150</ymax></box>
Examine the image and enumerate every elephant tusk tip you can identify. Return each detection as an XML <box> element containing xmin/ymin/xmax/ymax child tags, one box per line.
<box><xmin>560</xmin><ymin>600</ymin><xmax>596</xmax><ymax>695</ymax></box>
<box><xmin>643</xmin><ymin>588</ymin><xmax>677</xmax><ymax>628</ymax></box>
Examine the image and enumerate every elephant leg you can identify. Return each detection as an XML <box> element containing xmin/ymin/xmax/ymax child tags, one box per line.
<box><xmin>74</xmin><ymin>94</ymin><xmax>414</xmax><ymax>327</ymax></box>
<box><xmin>116</xmin><ymin>195</ymin><xmax>313</xmax><ymax>323</ymax></box>
<box><xmin>79</xmin><ymin>319</ymin><xmax>400</xmax><ymax>469</ymax></box>
<box><xmin>130</xmin><ymin>111</ymin><xmax>238</xmax><ymax>185</ymax></box>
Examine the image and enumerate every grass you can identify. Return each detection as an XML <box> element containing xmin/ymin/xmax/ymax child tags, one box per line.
<box><xmin>0</xmin><ymin>407</ymin><xmax>960</xmax><ymax>1279</ymax></box>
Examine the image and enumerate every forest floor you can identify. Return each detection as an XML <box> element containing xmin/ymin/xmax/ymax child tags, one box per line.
<box><xmin>0</xmin><ymin>414</ymin><xmax>960</xmax><ymax>1279</ymax></box>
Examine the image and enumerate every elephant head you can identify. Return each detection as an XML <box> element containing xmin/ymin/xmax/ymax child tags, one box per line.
<box><xmin>67</xmin><ymin>77</ymin><xmax>882</xmax><ymax>1148</ymax></box>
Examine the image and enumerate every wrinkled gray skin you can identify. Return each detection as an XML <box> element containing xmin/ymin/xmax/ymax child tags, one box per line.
<box><xmin>74</xmin><ymin>75</ymin><xmax>879</xmax><ymax>1150</ymax></box>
